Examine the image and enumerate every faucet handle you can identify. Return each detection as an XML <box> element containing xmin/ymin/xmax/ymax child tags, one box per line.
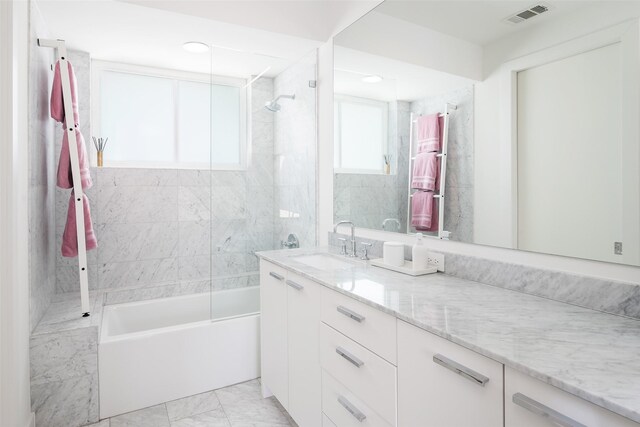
<box><xmin>337</xmin><ymin>238</ymin><xmax>348</xmax><ymax>255</ymax></box>
<box><xmin>359</xmin><ymin>242</ymin><xmax>373</xmax><ymax>261</ymax></box>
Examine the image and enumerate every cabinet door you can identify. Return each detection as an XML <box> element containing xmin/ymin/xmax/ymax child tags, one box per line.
<box><xmin>287</xmin><ymin>273</ymin><xmax>322</xmax><ymax>427</ymax></box>
<box><xmin>505</xmin><ymin>366</ymin><xmax>639</xmax><ymax>427</ymax></box>
<box><xmin>260</xmin><ymin>261</ymin><xmax>288</xmax><ymax>408</ymax></box>
<box><xmin>397</xmin><ymin>320</ymin><xmax>503</xmax><ymax>427</ymax></box>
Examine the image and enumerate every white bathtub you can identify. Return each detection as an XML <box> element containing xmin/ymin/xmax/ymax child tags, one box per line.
<box><xmin>99</xmin><ymin>286</ymin><xmax>260</xmax><ymax>418</ymax></box>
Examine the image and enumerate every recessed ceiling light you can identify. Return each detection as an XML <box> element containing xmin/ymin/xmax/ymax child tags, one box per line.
<box><xmin>362</xmin><ymin>75</ymin><xmax>383</xmax><ymax>83</ymax></box>
<box><xmin>183</xmin><ymin>41</ymin><xmax>209</xmax><ymax>53</ymax></box>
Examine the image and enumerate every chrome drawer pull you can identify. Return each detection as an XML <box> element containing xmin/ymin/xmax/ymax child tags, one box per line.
<box><xmin>336</xmin><ymin>305</ymin><xmax>365</xmax><ymax>322</ymax></box>
<box><xmin>338</xmin><ymin>395</ymin><xmax>366</xmax><ymax>422</ymax></box>
<box><xmin>286</xmin><ymin>280</ymin><xmax>304</xmax><ymax>290</ymax></box>
<box><xmin>269</xmin><ymin>271</ymin><xmax>284</xmax><ymax>281</ymax></box>
<box><xmin>433</xmin><ymin>354</ymin><xmax>489</xmax><ymax>387</ymax></box>
<box><xmin>513</xmin><ymin>393</ymin><xmax>586</xmax><ymax>427</ymax></box>
<box><xmin>336</xmin><ymin>346</ymin><xmax>364</xmax><ymax>368</ymax></box>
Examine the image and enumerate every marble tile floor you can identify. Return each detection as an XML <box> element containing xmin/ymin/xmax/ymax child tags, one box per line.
<box><xmin>82</xmin><ymin>379</ymin><xmax>298</xmax><ymax>427</ymax></box>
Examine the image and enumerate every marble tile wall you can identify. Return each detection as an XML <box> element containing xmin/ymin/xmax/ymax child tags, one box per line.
<box><xmin>328</xmin><ymin>231</ymin><xmax>640</xmax><ymax>319</ymax></box>
<box><xmin>273</xmin><ymin>55</ymin><xmax>317</xmax><ymax>248</ymax></box>
<box><xmin>28</xmin><ymin>2</ymin><xmax>57</xmax><ymax>332</ymax></box>
<box><xmin>410</xmin><ymin>86</ymin><xmax>474</xmax><ymax>242</ymax></box>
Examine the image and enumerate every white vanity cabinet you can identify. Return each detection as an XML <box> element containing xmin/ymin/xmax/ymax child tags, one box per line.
<box><xmin>286</xmin><ymin>273</ymin><xmax>322</xmax><ymax>427</ymax></box>
<box><xmin>397</xmin><ymin>320</ymin><xmax>504</xmax><ymax>427</ymax></box>
<box><xmin>260</xmin><ymin>260</ymin><xmax>322</xmax><ymax>427</ymax></box>
<box><xmin>505</xmin><ymin>367</ymin><xmax>639</xmax><ymax>427</ymax></box>
<box><xmin>260</xmin><ymin>262</ymin><xmax>289</xmax><ymax>407</ymax></box>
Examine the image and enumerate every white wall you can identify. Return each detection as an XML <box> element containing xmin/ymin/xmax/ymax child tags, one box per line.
<box><xmin>0</xmin><ymin>0</ymin><xmax>35</xmax><ymax>426</ymax></box>
<box><xmin>317</xmin><ymin>4</ymin><xmax>640</xmax><ymax>284</ymax></box>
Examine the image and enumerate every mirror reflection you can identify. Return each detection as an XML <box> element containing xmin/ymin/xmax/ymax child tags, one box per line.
<box><xmin>334</xmin><ymin>0</ymin><xmax>640</xmax><ymax>266</ymax></box>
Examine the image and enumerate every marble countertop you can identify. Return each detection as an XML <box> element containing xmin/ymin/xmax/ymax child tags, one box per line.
<box><xmin>257</xmin><ymin>247</ymin><xmax>640</xmax><ymax>424</ymax></box>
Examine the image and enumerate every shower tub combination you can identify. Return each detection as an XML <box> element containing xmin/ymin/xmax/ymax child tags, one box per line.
<box><xmin>99</xmin><ymin>286</ymin><xmax>261</xmax><ymax>418</ymax></box>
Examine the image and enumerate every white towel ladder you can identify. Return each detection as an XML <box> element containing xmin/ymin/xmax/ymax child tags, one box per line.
<box><xmin>38</xmin><ymin>38</ymin><xmax>90</xmax><ymax>317</ymax></box>
<box><xmin>406</xmin><ymin>103</ymin><xmax>457</xmax><ymax>239</ymax></box>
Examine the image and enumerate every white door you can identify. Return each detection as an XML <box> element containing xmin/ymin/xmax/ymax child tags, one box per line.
<box><xmin>287</xmin><ymin>274</ymin><xmax>322</xmax><ymax>427</ymax></box>
<box><xmin>259</xmin><ymin>261</ymin><xmax>288</xmax><ymax>408</ymax></box>
<box><xmin>517</xmin><ymin>42</ymin><xmax>627</xmax><ymax>263</ymax></box>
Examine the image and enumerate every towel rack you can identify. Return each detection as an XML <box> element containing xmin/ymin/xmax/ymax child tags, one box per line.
<box><xmin>38</xmin><ymin>38</ymin><xmax>91</xmax><ymax>317</ymax></box>
<box><xmin>406</xmin><ymin>103</ymin><xmax>457</xmax><ymax>240</ymax></box>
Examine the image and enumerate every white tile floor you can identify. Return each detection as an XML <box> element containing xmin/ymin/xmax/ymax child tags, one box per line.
<box><xmin>83</xmin><ymin>379</ymin><xmax>297</xmax><ymax>427</ymax></box>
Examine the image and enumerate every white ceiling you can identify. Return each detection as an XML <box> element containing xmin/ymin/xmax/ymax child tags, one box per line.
<box><xmin>375</xmin><ymin>0</ymin><xmax>599</xmax><ymax>46</ymax></box>
<box><xmin>334</xmin><ymin>46</ymin><xmax>474</xmax><ymax>102</ymax></box>
<box><xmin>36</xmin><ymin>0</ymin><xmax>324</xmax><ymax>78</ymax></box>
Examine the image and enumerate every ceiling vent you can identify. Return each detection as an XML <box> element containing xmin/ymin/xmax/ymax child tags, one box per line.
<box><xmin>504</xmin><ymin>3</ymin><xmax>551</xmax><ymax>24</ymax></box>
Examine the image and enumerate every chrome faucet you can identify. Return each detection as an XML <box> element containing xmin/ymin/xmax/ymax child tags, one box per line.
<box><xmin>333</xmin><ymin>220</ymin><xmax>357</xmax><ymax>257</ymax></box>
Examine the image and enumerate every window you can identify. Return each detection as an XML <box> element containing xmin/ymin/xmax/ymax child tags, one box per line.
<box><xmin>93</xmin><ymin>61</ymin><xmax>247</xmax><ymax>169</ymax></box>
<box><xmin>334</xmin><ymin>95</ymin><xmax>388</xmax><ymax>173</ymax></box>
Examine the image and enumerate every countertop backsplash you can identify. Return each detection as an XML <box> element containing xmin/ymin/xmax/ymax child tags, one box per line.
<box><xmin>328</xmin><ymin>232</ymin><xmax>640</xmax><ymax>320</ymax></box>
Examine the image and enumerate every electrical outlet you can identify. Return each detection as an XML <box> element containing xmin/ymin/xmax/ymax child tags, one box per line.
<box><xmin>426</xmin><ymin>252</ymin><xmax>445</xmax><ymax>272</ymax></box>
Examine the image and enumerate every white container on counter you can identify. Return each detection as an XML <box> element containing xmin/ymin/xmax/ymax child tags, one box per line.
<box><xmin>383</xmin><ymin>241</ymin><xmax>405</xmax><ymax>266</ymax></box>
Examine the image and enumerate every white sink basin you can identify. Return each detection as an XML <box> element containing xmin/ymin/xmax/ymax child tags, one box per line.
<box><xmin>294</xmin><ymin>254</ymin><xmax>354</xmax><ymax>270</ymax></box>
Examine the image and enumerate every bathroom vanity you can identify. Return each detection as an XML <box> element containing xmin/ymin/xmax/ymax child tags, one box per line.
<box><xmin>258</xmin><ymin>248</ymin><xmax>640</xmax><ymax>427</ymax></box>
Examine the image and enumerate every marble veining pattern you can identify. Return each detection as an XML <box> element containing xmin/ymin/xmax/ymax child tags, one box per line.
<box><xmin>257</xmin><ymin>247</ymin><xmax>640</xmax><ymax>423</ymax></box>
<box><xmin>82</xmin><ymin>379</ymin><xmax>296</xmax><ymax>427</ymax></box>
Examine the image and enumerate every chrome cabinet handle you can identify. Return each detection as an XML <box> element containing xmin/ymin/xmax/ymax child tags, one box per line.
<box><xmin>513</xmin><ymin>393</ymin><xmax>587</xmax><ymax>427</ymax></box>
<box><xmin>286</xmin><ymin>280</ymin><xmax>304</xmax><ymax>290</ymax></box>
<box><xmin>336</xmin><ymin>305</ymin><xmax>365</xmax><ymax>322</ymax></box>
<box><xmin>433</xmin><ymin>354</ymin><xmax>489</xmax><ymax>387</ymax></box>
<box><xmin>269</xmin><ymin>271</ymin><xmax>284</xmax><ymax>281</ymax></box>
<box><xmin>336</xmin><ymin>346</ymin><xmax>364</xmax><ymax>368</ymax></box>
<box><xmin>338</xmin><ymin>395</ymin><xmax>366</xmax><ymax>422</ymax></box>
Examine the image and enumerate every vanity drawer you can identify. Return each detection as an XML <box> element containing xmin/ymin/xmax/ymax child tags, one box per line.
<box><xmin>322</xmin><ymin>370</ymin><xmax>394</xmax><ymax>427</ymax></box>
<box><xmin>505</xmin><ymin>366</ymin><xmax>639</xmax><ymax>427</ymax></box>
<box><xmin>320</xmin><ymin>324</ymin><xmax>396</xmax><ymax>425</ymax></box>
<box><xmin>321</xmin><ymin>287</ymin><xmax>396</xmax><ymax>364</ymax></box>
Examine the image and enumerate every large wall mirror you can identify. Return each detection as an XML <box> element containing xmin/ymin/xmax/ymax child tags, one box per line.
<box><xmin>333</xmin><ymin>0</ymin><xmax>640</xmax><ymax>266</ymax></box>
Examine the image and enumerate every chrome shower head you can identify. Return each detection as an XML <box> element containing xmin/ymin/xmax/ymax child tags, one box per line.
<box><xmin>264</xmin><ymin>94</ymin><xmax>295</xmax><ymax>112</ymax></box>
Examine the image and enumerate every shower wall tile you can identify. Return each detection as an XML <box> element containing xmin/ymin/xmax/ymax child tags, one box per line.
<box><xmin>273</xmin><ymin>58</ymin><xmax>317</xmax><ymax>248</ymax></box>
<box><xmin>178</xmin><ymin>255</ymin><xmax>211</xmax><ymax>281</ymax></box>
<box><xmin>95</xmin><ymin>222</ymin><xmax>179</xmax><ymax>263</ymax></box>
<box><xmin>97</xmin><ymin>167</ymin><xmax>177</xmax><ymax>187</ymax></box>
<box><xmin>56</xmin><ymin>266</ymin><xmax>98</xmax><ymax>293</ymax></box>
<box><xmin>97</xmin><ymin>185</ymin><xmax>178</xmax><ymax>224</ymax></box>
<box><xmin>98</xmin><ymin>258</ymin><xmax>178</xmax><ymax>289</ymax></box>
<box><xmin>178</xmin><ymin>220</ymin><xmax>211</xmax><ymax>256</ymax></box>
<box><xmin>178</xmin><ymin>185</ymin><xmax>211</xmax><ymax>221</ymax></box>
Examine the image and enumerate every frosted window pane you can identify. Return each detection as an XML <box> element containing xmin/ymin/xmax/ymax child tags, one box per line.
<box><xmin>178</xmin><ymin>81</ymin><xmax>211</xmax><ymax>164</ymax></box>
<box><xmin>340</xmin><ymin>102</ymin><xmax>384</xmax><ymax>171</ymax></box>
<box><xmin>101</xmin><ymin>71</ymin><xmax>175</xmax><ymax>163</ymax></box>
<box><xmin>211</xmin><ymin>84</ymin><xmax>241</xmax><ymax>165</ymax></box>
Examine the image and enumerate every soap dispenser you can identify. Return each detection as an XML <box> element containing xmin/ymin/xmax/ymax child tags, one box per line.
<box><xmin>412</xmin><ymin>233</ymin><xmax>429</xmax><ymax>270</ymax></box>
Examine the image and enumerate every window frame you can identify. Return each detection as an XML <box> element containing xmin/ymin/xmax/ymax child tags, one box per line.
<box><xmin>334</xmin><ymin>94</ymin><xmax>389</xmax><ymax>175</ymax></box>
<box><xmin>91</xmin><ymin>60</ymin><xmax>248</xmax><ymax>170</ymax></box>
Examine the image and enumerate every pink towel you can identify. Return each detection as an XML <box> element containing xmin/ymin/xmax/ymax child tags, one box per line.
<box><xmin>52</xmin><ymin>60</ymin><xmax>93</xmax><ymax>190</ymax></box>
<box><xmin>411</xmin><ymin>191</ymin><xmax>439</xmax><ymax>232</ymax></box>
<box><xmin>61</xmin><ymin>193</ymin><xmax>98</xmax><ymax>257</ymax></box>
<box><xmin>416</xmin><ymin>114</ymin><xmax>441</xmax><ymax>153</ymax></box>
<box><xmin>411</xmin><ymin>152</ymin><xmax>439</xmax><ymax>191</ymax></box>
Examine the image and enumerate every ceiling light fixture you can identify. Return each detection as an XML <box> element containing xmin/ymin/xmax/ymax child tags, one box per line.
<box><xmin>183</xmin><ymin>41</ymin><xmax>210</xmax><ymax>53</ymax></box>
<box><xmin>362</xmin><ymin>75</ymin><xmax>383</xmax><ymax>83</ymax></box>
